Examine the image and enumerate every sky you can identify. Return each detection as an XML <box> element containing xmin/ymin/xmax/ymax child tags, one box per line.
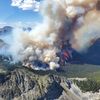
<box><xmin>0</xmin><ymin>0</ymin><xmax>42</xmax><ymax>25</ymax></box>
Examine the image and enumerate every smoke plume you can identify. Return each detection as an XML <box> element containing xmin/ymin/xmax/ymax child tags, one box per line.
<box><xmin>1</xmin><ymin>0</ymin><xmax>100</xmax><ymax>70</ymax></box>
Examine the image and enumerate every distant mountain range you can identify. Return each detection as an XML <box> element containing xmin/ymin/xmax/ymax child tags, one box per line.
<box><xmin>83</xmin><ymin>38</ymin><xmax>100</xmax><ymax>65</ymax></box>
<box><xmin>0</xmin><ymin>26</ymin><xmax>32</xmax><ymax>35</ymax></box>
<box><xmin>0</xmin><ymin>26</ymin><xmax>13</xmax><ymax>35</ymax></box>
<box><xmin>23</xmin><ymin>27</ymin><xmax>32</xmax><ymax>31</ymax></box>
<box><xmin>71</xmin><ymin>38</ymin><xmax>100</xmax><ymax>65</ymax></box>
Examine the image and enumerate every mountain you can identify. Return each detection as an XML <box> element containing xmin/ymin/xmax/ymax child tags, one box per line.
<box><xmin>65</xmin><ymin>38</ymin><xmax>100</xmax><ymax>65</ymax></box>
<box><xmin>0</xmin><ymin>66</ymin><xmax>80</xmax><ymax>100</ymax></box>
<box><xmin>0</xmin><ymin>26</ymin><xmax>13</xmax><ymax>35</ymax></box>
<box><xmin>70</xmin><ymin>49</ymin><xmax>84</xmax><ymax>64</ymax></box>
<box><xmin>0</xmin><ymin>26</ymin><xmax>32</xmax><ymax>36</ymax></box>
<box><xmin>23</xmin><ymin>27</ymin><xmax>32</xmax><ymax>32</ymax></box>
<box><xmin>83</xmin><ymin>38</ymin><xmax>100</xmax><ymax>65</ymax></box>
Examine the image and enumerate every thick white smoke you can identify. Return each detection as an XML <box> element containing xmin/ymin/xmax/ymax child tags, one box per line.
<box><xmin>1</xmin><ymin>0</ymin><xmax>100</xmax><ymax>70</ymax></box>
<box><xmin>74</xmin><ymin>9</ymin><xmax>100</xmax><ymax>51</ymax></box>
<box><xmin>9</xmin><ymin>0</ymin><xmax>68</xmax><ymax>70</ymax></box>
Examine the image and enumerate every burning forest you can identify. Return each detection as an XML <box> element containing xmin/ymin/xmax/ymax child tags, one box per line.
<box><xmin>0</xmin><ymin>0</ymin><xmax>100</xmax><ymax>70</ymax></box>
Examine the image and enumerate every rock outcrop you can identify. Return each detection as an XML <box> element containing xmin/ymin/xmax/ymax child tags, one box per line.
<box><xmin>0</xmin><ymin>67</ymin><xmax>80</xmax><ymax>100</ymax></box>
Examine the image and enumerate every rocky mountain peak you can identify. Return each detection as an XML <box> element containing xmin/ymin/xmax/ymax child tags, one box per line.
<box><xmin>0</xmin><ymin>67</ymin><xmax>80</xmax><ymax>100</ymax></box>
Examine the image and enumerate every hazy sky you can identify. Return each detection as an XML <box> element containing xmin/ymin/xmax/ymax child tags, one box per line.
<box><xmin>0</xmin><ymin>0</ymin><xmax>42</xmax><ymax>24</ymax></box>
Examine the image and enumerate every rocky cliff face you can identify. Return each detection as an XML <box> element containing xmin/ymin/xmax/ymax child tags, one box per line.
<box><xmin>0</xmin><ymin>67</ymin><xmax>80</xmax><ymax>100</ymax></box>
